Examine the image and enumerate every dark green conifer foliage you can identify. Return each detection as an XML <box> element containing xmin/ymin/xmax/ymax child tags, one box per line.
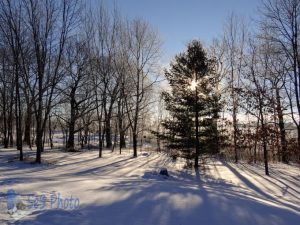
<box><xmin>158</xmin><ymin>40</ymin><xmax>223</xmax><ymax>162</ymax></box>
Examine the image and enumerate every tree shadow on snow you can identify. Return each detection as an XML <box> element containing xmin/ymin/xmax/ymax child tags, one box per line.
<box><xmin>13</xmin><ymin>171</ymin><xmax>300</xmax><ymax>225</ymax></box>
<box><xmin>222</xmin><ymin>161</ymin><xmax>300</xmax><ymax>213</ymax></box>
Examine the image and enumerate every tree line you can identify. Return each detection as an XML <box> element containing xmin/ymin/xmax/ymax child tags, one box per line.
<box><xmin>216</xmin><ymin>0</ymin><xmax>300</xmax><ymax>174</ymax></box>
<box><xmin>0</xmin><ymin>0</ymin><xmax>161</xmax><ymax>163</ymax></box>
<box><xmin>1</xmin><ymin>0</ymin><xmax>300</xmax><ymax>174</ymax></box>
<box><xmin>157</xmin><ymin>0</ymin><xmax>300</xmax><ymax>175</ymax></box>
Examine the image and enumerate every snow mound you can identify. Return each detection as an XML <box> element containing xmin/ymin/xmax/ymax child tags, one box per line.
<box><xmin>142</xmin><ymin>170</ymin><xmax>171</xmax><ymax>180</ymax></box>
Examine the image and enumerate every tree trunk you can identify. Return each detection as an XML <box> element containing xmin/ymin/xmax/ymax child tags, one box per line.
<box><xmin>49</xmin><ymin>114</ymin><xmax>53</xmax><ymax>149</ymax></box>
<box><xmin>15</xmin><ymin>79</ymin><xmax>23</xmax><ymax>161</ymax></box>
<box><xmin>98</xmin><ymin>127</ymin><xmax>102</xmax><ymax>158</ymax></box>
<box><xmin>275</xmin><ymin>87</ymin><xmax>288</xmax><ymax>163</ymax></box>
<box><xmin>9</xmin><ymin>99</ymin><xmax>14</xmax><ymax>147</ymax></box>
<box><xmin>132</xmin><ymin>98</ymin><xmax>139</xmax><ymax>158</ymax></box>
<box><xmin>262</xmin><ymin>128</ymin><xmax>269</xmax><ymax>175</ymax></box>
<box><xmin>233</xmin><ymin>104</ymin><xmax>238</xmax><ymax>163</ymax></box>
<box><xmin>24</xmin><ymin>106</ymin><xmax>32</xmax><ymax>147</ymax></box>
<box><xmin>133</xmin><ymin>132</ymin><xmax>138</xmax><ymax>157</ymax></box>
<box><xmin>259</xmin><ymin>104</ymin><xmax>269</xmax><ymax>176</ymax></box>
<box><xmin>105</xmin><ymin>118</ymin><xmax>112</xmax><ymax>148</ymax></box>
<box><xmin>67</xmin><ymin>91</ymin><xmax>76</xmax><ymax>151</ymax></box>
<box><xmin>67</xmin><ymin>122</ymin><xmax>75</xmax><ymax>151</ymax></box>
<box><xmin>194</xmin><ymin>85</ymin><xmax>200</xmax><ymax>168</ymax></box>
<box><xmin>35</xmin><ymin>127</ymin><xmax>43</xmax><ymax>163</ymax></box>
<box><xmin>118</xmin><ymin>96</ymin><xmax>126</xmax><ymax>153</ymax></box>
<box><xmin>253</xmin><ymin>117</ymin><xmax>260</xmax><ymax>164</ymax></box>
<box><xmin>35</xmin><ymin>73</ymin><xmax>44</xmax><ymax>163</ymax></box>
<box><xmin>95</xmin><ymin>91</ymin><xmax>103</xmax><ymax>158</ymax></box>
<box><xmin>84</xmin><ymin>127</ymin><xmax>89</xmax><ymax>145</ymax></box>
<box><xmin>2</xmin><ymin>94</ymin><xmax>9</xmax><ymax>148</ymax></box>
<box><xmin>120</xmin><ymin>130</ymin><xmax>126</xmax><ymax>148</ymax></box>
<box><xmin>13</xmin><ymin>60</ymin><xmax>23</xmax><ymax>161</ymax></box>
<box><xmin>112</xmin><ymin>122</ymin><xmax>118</xmax><ymax>152</ymax></box>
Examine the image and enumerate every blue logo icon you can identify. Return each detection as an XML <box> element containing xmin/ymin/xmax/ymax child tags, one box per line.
<box><xmin>6</xmin><ymin>189</ymin><xmax>17</xmax><ymax>212</ymax></box>
<box><xmin>5</xmin><ymin>189</ymin><xmax>30</xmax><ymax>221</ymax></box>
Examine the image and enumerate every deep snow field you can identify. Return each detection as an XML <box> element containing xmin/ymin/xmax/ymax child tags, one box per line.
<box><xmin>0</xmin><ymin>148</ymin><xmax>299</xmax><ymax>225</ymax></box>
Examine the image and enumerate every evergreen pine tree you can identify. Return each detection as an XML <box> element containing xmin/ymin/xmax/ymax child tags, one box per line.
<box><xmin>159</xmin><ymin>40</ymin><xmax>223</xmax><ymax>167</ymax></box>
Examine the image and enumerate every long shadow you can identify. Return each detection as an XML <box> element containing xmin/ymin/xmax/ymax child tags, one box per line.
<box><xmin>0</xmin><ymin>176</ymin><xmax>56</xmax><ymax>186</ymax></box>
<box><xmin>54</xmin><ymin>149</ymin><xmax>115</xmax><ymax>166</ymax></box>
<box><xmin>73</xmin><ymin>157</ymin><xmax>135</xmax><ymax>176</ymax></box>
<box><xmin>73</xmin><ymin>153</ymin><xmax>164</xmax><ymax>178</ymax></box>
<box><xmin>56</xmin><ymin>156</ymin><xmax>101</xmax><ymax>168</ymax></box>
<box><xmin>108</xmin><ymin>155</ymin><xmax>157</xmax><ymax>176</ymax></box>
<box><xmin>238</xmin><ymin>164</ymin><xmax>284</xmax><ymax>192</ymax></box>
<box><xmin>239</xmin><ymin>163</ymin><xmax>300</xmax><ymax>199</ymax></box>
<box><xmin>242</xmin><ymin>163</ymin><xmax>300</xmax><ymax>199</ymax></box>
<box><xmin>0</xmin><ymin>151</ymin><xmax>165</xmax><ymax>184</ymax></box>
<box><xmin>272</xmin><ymin>169</ymin><xmax>300</xmax><ymax>186</ymax></box>
<box><xmin>222</xmin><ymin>161</ymin><xmax>300</xmax><ymax>212</ymax></box>
<box><xmin>0</xmin><ymin>160</ymin><xmax>54</xmax><ymax>177</ymax></box>
<box><xmin>12</xmin><ymin>176</ymin><xmax>300</xmax><ymax>225</ymax></box>
<box><xmin>194</xmin><ymin>167</ymin><xmax>204</xmax><ymax>190</ymax></box>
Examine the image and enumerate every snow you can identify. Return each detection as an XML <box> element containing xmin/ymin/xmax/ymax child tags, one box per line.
<box><xmin>0</xmin><ymin>148</ymin><xmax>299</xmax><ymax>225</ymax></box>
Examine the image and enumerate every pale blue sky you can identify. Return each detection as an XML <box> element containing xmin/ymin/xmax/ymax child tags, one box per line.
<box><xmin>104</xmin><ymin>0</ymin><xmax>262</xmax><ymax>63</ymax></box>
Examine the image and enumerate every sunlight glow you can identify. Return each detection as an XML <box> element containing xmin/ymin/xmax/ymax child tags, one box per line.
<box><xmin>190</xmin><ymin>79</ymin><xmax>198</xmax><ymax>91</ymax></box>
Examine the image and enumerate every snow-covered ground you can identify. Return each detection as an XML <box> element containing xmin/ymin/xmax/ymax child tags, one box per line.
<box><xmin>0</xmin><ymin>148</ymin><xmax>299</xmax><ymax>225</ymax></box>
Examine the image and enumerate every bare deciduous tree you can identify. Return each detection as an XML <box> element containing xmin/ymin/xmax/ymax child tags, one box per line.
<box><xmin>124</xmin><ymin>19</ymin><xmax>161</xmax><ymax>157</ymax></box>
